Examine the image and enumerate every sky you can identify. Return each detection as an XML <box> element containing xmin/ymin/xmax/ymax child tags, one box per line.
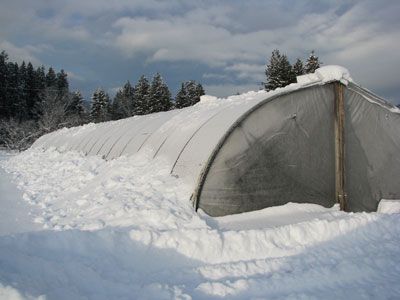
<box><xmin>1</xmin><ymin>0</ymin><xmax>399</xmax><ymax>103</ymax></box>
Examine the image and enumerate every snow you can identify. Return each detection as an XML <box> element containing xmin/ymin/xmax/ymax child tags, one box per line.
<box><xmin>2</xmin><ymin>64</ymin><xmax>400</xmax><ymax>298</ymax></box>
<box><xmin>206</xmin><ymin>203</ymin><xmax>342</xmax><ymax>231</ymax></box>
<box><xmin>1</xmin><ymin>148</ymin><xmax>400</xmax><ymax>299</ymax></box>
<box><xmin>378</xmin><ymin>199</ymin><xmax>400</xmax><ymax>214</ymax></box>
<box><xmin>200</xmin><ymin>95</ymin><xmax>218</xmax><ymax>103</ymax></box>
<box><xmin>315</xmin><ymin>65</ymin><xmax>353</xmax><ymax>84</ymax></box>
<box><xmin>0</xmin><ymin>152</ymin><xmax>41</xmax><ymax>235</ymax></box>
<box><xmin>296</xmin><ymin>65</ymin><xmax>353</xmax><ymax>86</ymax></box>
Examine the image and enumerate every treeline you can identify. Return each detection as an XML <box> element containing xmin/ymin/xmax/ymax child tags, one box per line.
<box><xmin>0</xmin><ymin>50</ymin><xmax>205</xmax><ymax>150</ymax></box>
<box><xmin>0</xmin><ymin>51</ymin><xmax>83</xmax><ymax>122</ymax></box>
<box><xmin>91</xmin><ymin>75</ymin><xmax>204</xmax><ymax>123</ymax></box>
<box><xmin>264</xmin><ymin>50</ymin><xmax>321</xmax><ymax>91</ymax></box>
<box><xmin>0</xmin><ymin>51</ymin><xmax>86</xmax><ymax>150</ymax></box>
<box><xmin>1</xmin><ymin>47</ymin><xmax>323</xmax><ymax>151</ymax></box>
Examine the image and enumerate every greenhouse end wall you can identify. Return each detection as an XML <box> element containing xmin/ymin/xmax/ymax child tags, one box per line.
<box><xmin>197</xmin><ymin>85</ymin><xmax>336</xmax><ymax>216</ymax></box>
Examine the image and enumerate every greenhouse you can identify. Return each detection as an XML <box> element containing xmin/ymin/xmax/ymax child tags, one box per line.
<box><xmin>32</xmin><ymin>66</ymin><xmax>400</xmax><ymax>216</ymax></box>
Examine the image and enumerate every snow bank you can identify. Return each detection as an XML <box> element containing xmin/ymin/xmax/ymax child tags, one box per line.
<box><xmin>1</xmin><ymin>148</ymin><xmax>400</xmax><ymax>299</ymax></box>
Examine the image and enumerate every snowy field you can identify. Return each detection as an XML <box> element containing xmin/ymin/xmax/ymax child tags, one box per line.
<box><xmin>0</xmin><ymin>149</ymin><xmax>400</xmax><ymax>299</ymax></box>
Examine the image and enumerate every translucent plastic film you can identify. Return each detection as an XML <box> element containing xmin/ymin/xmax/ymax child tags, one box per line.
<box><xmin>344</xmin><ymin>84</ymin><xmax>400</xmax><ymax>211</ymax></box>
<box><xmin>199</xmin><ymin>85</ymin><xmax>336</xmax><ymax>216</ymax></box>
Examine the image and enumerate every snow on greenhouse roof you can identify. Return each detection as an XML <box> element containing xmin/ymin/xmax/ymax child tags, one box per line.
<box><xmin>296</xmin><ymin>65</ymin><xmax>353</xmax><ymax>86</ymax></box>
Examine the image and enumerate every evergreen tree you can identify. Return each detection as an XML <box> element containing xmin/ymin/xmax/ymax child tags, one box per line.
<box><xmin>147</xmin><ymin>73</ymin><xmax>172</xmax><ymax>113</ymax></box>
<box><xmin>68</xmin><ymin>91</ymin><xmax>84</xmax><ymax>116</ymax></box>
<box><xmin>174</xmin><ymin>81</ymin><xmax>204</xmax><ymax>108</ymax></box>
<box><xmin>18</xmin><ymin>61</ymin><xmax>28</xmax><ymax>119</ymax></box>
<box><xmin>111</xmin><ymin>90</ymin><xmax>123</xmax><ymax>120</ymax></box>
<box><xmin>45</xmin><ymin>67</ymin><xmax>57</xmax><ymax>88</ymax></box>
<box><xmin>36</xmin><ymin>66</ymin><xmax>46</xmax><ymax>92</ymax></box>
<box><xmin>305</xmin><ymin>50</ymin><xmax>321</xmax><ymax>74</ymax></box>
<box><xmin>264</xmin><ymin>49</ymin><xmax>295</xmax><ymax>91</ymax></box>
<box><xmin>90</xmin><ymin>88</ymin><xmax>110</xmax><ymax>123</ymax></box>
<box><xmin>25</xmin><ymin>62</ymin><xmax>40</xmax><ymax>119</ymax></box>
<box><xmin>0</xmin><ymin>51</ymin><xmax>9</xmax><ymax>118</ymax></box>
<box><xmin>293</xmin><ymin>58</ymin><xmax>305</xmax><ymax>77</ymax></box>
<box><xmin>134</xmin><ymin>75</ymin><xmax>150</xmax><ymax>115</ymax></box>
<box><xmin>112</xmin><ymin>81</ymin><xmax>135</xmax><ymax>119</ymax></box>
<box><xmin>196</xmin><ymin>83</ymin><xmax>205</xmax><ymax>101</ymax></box>
<box><xmin>174</xmin><ymin>83</ymin><xmax>187</xmax><ymax>109</ymax></box>
<box><xmin>7</xmin><ymin>62</ymin><xmax>25</xmax><ymax>120</ymax></box>
<box><xmin>56</xmin><ymin>69</ymin><xmax>69</xmax><ymax>96</ymax></box>
<box><xmin>122</xmin><ymin>81</ymin><xmax>135</xmax><ymax>115</ymax></box>
<box><xmin>111</xmin><ymin>89</ymin><xmax>125</xmax><ymax>120</ymax></box>
<box><xmin>186</xmin><ymin>81</ymin><xmax>204</xmax><ymax>106</ymax></box>
<box><xmin>264</xmin><ymin>49</ymin><xmax>281</xmax><ymax>91</ymax></box>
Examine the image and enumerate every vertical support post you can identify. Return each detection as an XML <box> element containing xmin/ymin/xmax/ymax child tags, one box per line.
<box><xmin>334</xmin><ymin>82</ymin><xmax>347</xmax><ymax>211</ymax></box>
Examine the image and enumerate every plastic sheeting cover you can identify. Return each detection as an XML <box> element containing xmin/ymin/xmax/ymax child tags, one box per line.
<box><xmin>344</xmin><ymin>83</ymin><xmax>400</xmax><ymax>211</ymax></box>
<box><xmin>198</xmin><ymin>85</ymin><xmax>336</xmax><ymax>216</ymax></box>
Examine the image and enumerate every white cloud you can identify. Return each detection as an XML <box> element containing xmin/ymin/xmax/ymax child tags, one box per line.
<box><xmin>109</xmin><ymin>1</ymin><xmax>400</xmax><ymax>96</ymax></box>
<box><xmin>202</xmin><ymin>73</ymin><xmax>230</xmax><ymax>80</ymax></box>
<box><xmin>0</xmin><ymin>0</ymin><xmax>398</xmax><ymax>100</ymax></box>
<box><xmin>224</xmin><ymin>63</ymin><xmax>265</xmax><ymax>82</ymax></box>
<box><xmin>113</xmin><ymin>17</ymin><xmax>242</xmax><ymax>67</ymax></box>
<box><xmin>0</xmin><ymin>41</ymin><xmax>43</xmax><ymax>65</ymax></box>
<box><xmin>66</xmin><ymin>71</ymin><xmax>85</xmax><ymax>81</ymax></box>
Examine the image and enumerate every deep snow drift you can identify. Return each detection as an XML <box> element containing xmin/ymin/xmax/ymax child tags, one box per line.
<box><xmin>0</xmin><ymin>148</ymin><xmax>400</xmax><ymax>299</ymax></box>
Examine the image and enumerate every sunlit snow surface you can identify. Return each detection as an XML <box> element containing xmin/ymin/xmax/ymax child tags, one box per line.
<box><xmin>0</xmin><ymin>149</ymin><xmax>400</xmax><ymax>299</ymax></box>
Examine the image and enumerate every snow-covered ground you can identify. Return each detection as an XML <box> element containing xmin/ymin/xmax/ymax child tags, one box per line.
<box><xmin>0</xmin><ymin>149</ymin><xmax>399</xmax><ymax>299</ymax></box>
<box><xmin>0</xmin><ymin>152</ymin><xmax>41</xmax><ymax>236</ymax></box>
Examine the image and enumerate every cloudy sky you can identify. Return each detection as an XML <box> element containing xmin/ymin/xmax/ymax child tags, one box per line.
<box><xmin>1</xmin><ymin>0</ymin><xmax>399</xmax><ymax>102</ymax></box>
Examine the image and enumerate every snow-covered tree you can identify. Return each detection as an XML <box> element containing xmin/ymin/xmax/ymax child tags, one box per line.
<box><xmin>305</xmin><ymin>50</ymin><xmax>321</xmax><ymax>74</ymax></box>
<box><xmin>174</xmin><ymin>81</ymin><xmax>204</xmax><ymax>108</ymax></box>
<box><xmin>91</xmin><ymin>88</ymin><xmax>110</xmax><ymax>123</ymax></box>
<box><xmin>111</xmin><ymin>90</ymin><xmax>124</xmax><ymax>120</ymax></box>
<box><xmin>134</xmin><ymin>75</ymin><xmax>150</xmax><ymax>115</ymax></box>
<box><xmin>174</xmin><ymin>83</ymin><xmax>187</xmax><ymax>109</ymax></box>
<box><xmin>37</xmin><ymin>90</ymin><xmax>70</xmax><ymax>133</ymax></box>
<box><xmin>0</xmin><ymin>118</ymin><xmax>39</xmax><ymax>150</ymax></box>
<box><xmin>147</xmin><ymin>73</ymin><xmax>172</xmax><ymax>113</ymax></box>
<box><xmin>293</xmin><ymin>58</ymin><xmax>305</xmax><ymax>77</ymax></box>
<box><xmin>56</xmin><ymin>69</ymin><xmax>69</xmax><ymax>96</ymax></box>
<box><xmin>186</xmin><ymin>81</ymin><xmax>204</xmax><ymax>106</ymax></box>
<box><xmin>264</xmin><ymin>50</ymin><xmax>295</xmax><ymax>91</ymax></box>
<box><xmin>112</xmin><ymin>81</ymin><xmax>135</xmax><ymax>119</ymax></box>
<box><xmin>67</xmin><ymin>91</ymin><xmax>85</xmax><ymax>116</ymax></box>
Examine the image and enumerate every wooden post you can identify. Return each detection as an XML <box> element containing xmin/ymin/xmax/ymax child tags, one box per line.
<box><xmin>334</xmin><ymin>82</ymin><xmax>347</xmax><ymax>211</ymax></box>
